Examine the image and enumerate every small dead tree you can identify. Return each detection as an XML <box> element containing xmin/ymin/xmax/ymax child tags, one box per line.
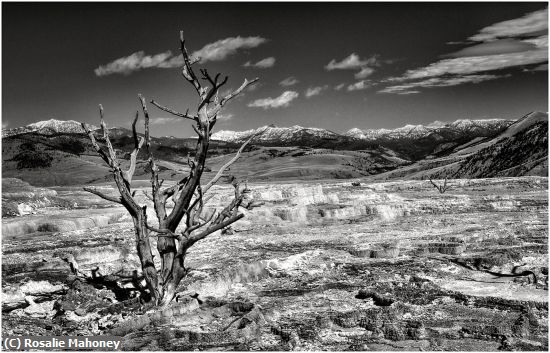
<box><xmin>429</xmin><ymin>175</ymin><xmax>449</xmax><ymax>194</ymax></box>
<box><xmin>81</xmin><ymin>32</ymin><xmax>259</xmax><ymax>307</ymax></box>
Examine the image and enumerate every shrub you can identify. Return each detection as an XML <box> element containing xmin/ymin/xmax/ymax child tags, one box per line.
<box><xmin>13</xmin><ymin>150</ymin><xmax>53</xmax><ymax>169</ymax></box>
<box><xmin>58</xmin><ymin>138</ymin><xmax>86</xmax><ymax>156</ymax></box>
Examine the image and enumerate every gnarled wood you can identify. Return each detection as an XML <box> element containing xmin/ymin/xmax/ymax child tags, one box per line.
<box><xmin>81</xmin><ymin>32</ymin><xmax>259</xmax><ymax>306</ymax></box>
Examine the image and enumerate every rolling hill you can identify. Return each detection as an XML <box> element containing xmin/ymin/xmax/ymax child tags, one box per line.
<box><xmin>1</xmin><ymin>112</ymin><xmax>546</xmax><ymax>186</ymax></box>
<box><xmin>374</xmin><ymin>112</ymin><xmax>548</xmax><ymax>180</ymax></box>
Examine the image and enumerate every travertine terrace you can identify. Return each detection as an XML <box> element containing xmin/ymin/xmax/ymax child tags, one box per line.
<box><xmin>2</xmin><ymin>177</ymin><xmax>547</xmax><ymax>350</ymax></box>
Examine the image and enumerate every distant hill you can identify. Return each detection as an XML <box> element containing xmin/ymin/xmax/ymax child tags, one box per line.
<box><xmin>1</xmin><ymin>119</ymin><xmax>98</xmax><ymax>138</ymax></box>
<box><xmin>346</xmin><ymin>118</ymin><xmax>515</xmax><ymax>160</ymax></box>
<box><xmin>210</xmin><ymin>119</ymin><xmax>515</xmax><ymax>160</ymax></box>
<box><xmin>1</xmin><ymin>123</ymin><xmax>242</xmax><ymax>186</ymax></box>
<box><xmin>1</xmin><ymin>112</ymin><xmax>545</xmax><ymax>186</ymax></box>
<box><xmin>345</xmin><ymin>118</ymin><xmax>514</xmax><ymax>140</ymax></box>
<box><xmin>213</xmin><ymin>124</ymin><xmax>339</xmax><ymax>144</ymax></box>
<box><xmin>374</xmin><ymin>112</ymin><xmax>548</xmax><ymax>180</ymax></box>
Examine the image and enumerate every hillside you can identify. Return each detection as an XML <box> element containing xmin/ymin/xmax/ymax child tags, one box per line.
<box><xmin>210</xmin><ymin>118</ymin><xmax>515</xmax><ymax>160</ymax></box>
<box><xmin>374</xmin><ymin>112</ymin><xmax>548</xmax><ymax>180</ymax></box>
<box><xmin>1</xmin><ymin>112</ymin><xmax>545</xmax><ymax>186</ymax></box>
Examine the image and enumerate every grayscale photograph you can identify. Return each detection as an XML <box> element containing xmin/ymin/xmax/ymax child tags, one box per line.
<box><xmin>1</xmin><ymin>2</ymin><xmax>548</xmax><ymax>351</ymax></box>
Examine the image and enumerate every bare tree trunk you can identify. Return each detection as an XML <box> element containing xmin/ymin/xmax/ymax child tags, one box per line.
<box><xmin>81</xmin><ymin>32</ymin><xmax>260</xmax><ymax>307</ymax></box>
<box><xmin>132</xmin><ymin>208</ymin><xmax>162</xmax><ymax>301</ymax></box>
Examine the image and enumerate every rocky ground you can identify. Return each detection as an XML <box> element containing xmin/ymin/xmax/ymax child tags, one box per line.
<box><xmin>2</xmin><ymin>176</ymin><xmax>548</xmax><ymax>351</ymax></box>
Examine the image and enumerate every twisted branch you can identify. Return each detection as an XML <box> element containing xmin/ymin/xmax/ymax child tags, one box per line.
<box><xmin>150</xmin><ymin>100</ymin><xmax>196</xmax><ymax>121</ymax></box>
<box><xmin>83</xmin><ymin>187</ymin><xmax>123</xmax><ymax>204</ymax></box>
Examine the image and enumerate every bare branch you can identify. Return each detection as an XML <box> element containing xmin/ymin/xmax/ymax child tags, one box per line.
<box><xmin>143</xmin><ymin>190</ymin><xmax>154</xmax><ymax>202</ymax></box>
<box><xmin>131</xmin><ymin>111</ymin><xmax>140</xmax><ymax>149</ymax></box>
<box><xmin>192</xmin><ymin>124</ymin><xmax>204</xmax><ymax>139</ymax></box>
<box><xmin>139</xmin><ymin>96</ymin><xmax>151</xmax><ymax>146</ymax></box>
<box><xmin>139</xmin><ymin>94</ymin><xmax>167</xmax><ymax>220</ymax></box>
<box><xmin>190</xmin><ymin>213</ymin><xmax>244</xmax><ymax>244</ymax></box>
<box><xmin>146</xmin><ymin>225</ymin><xmax>180</xmax><ymax>238</ymax></box>
<box><xmin>83</xmin><ymin>187</ymin><xmax>123</xmax><ymax>204</ymax></box>
<box><xmin>198</xmin><ymin>69</ymin><xmax>229</xmax><ymax>112</ymax></box>
<box><xmin>429</xmin><ymin>175</ymin><xmax>449</xmax><ymax>194</ymax></box>
<box><xmin>81</xmin><ymin>108</ymin><xmax>142</xmax><ymax>214</ymax></box>
<box><xmin>81</xmin><ymin>123</ymin><xmax>111</xmax><ymax>166</ymax></box>
<box><xmin>124</xmin><ymin>111</ymin><xmax>145</xmax><ymax>185</ymax></box>
<box><xmin>139</xmin><ymin>95</ymin><xmax>160</xmax><ymax>187</ymax></box>
<box><xmin>179</xmin><ymin>31</ymin><xmax>203</xmax><ymax>96</ymax></box>
<box><xmin>188</xmin><ymin>210</ymin><xmax>216</xmax><ymax>233</ymax></box>
<box><xmin>245</xmin><ymin>201</ymin><xmax>265</xmax><ymax>210</ymax></box>
<box><xmin>188</xmin><ymin>184</ymin><xmax>204</xmax><ymax>215</ymax></box>
<box><xmin>208</xmin><ymin>77</ymin><xmax>258</xmax><ymax>119</ymax></box>
<box><xmin>98</xmin><ymin>105</ymin><xmax>118</xmax><ymax>164</ymax></box>
<box><xmin>219</xmin><ymin>78</ymin><xmax>258</xmax><ymax>108</ymax></box>
<box><xmin>80</xmin><ymin>32</ymin><xmax>260</xmax><ymax>306</ymax></box>
<box><xmin>150</xmin><ymin>100</ymin><xmax>196</xmax><ymax>121</ymax></box>
<box><xmin>202</xmin><ymin>130</ymin><xmax>264</xmax><ymax>194</ymax></box>
<box><xmin>161</xmin><ymin>176</ymin><xmax>188</xmax><ymax>198</ymax></box>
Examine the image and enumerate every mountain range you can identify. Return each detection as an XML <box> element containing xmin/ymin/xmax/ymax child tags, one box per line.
<box><xmin>1</xmin><ymin>112</ymin><xmax>547</xmax><ymax>186</ymax></box>
<box><xmin>210</xmin><ymin>118</ymin><xmax>517</xmax><ymax>160</ymax></box>
<box><xmin>211</xmin><ymin>118</ymin><xmax>515</xmax><ymax>144</ymax></box>
<box><xmin>1</xmin><ymin>119</ymin><xmax>98</xmax><ymax>138</ymax></box>
<box><xmin>374</xmin><ymin>111</ymin><xmax>548</xmax><ymax>180</ymax></box>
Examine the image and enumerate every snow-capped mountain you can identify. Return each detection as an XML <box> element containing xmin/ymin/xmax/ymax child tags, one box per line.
<box><xmin>2</xmin><ymin>119</ymin><xmax>97</xmax><ymax>138</ymax></box>
<box><xmin>377</xmin><ymin>111</ymin><xmax>548</xmax><ymax>180</ymax></box>
<box><xmin>211</xmin><ymin>124</ymin><xmax>340</xmax><ymax>144</ymax></box>
<box><xmin>345</xmin><ymin>118</ymin><xmax>515</xmax><ymax>141</ymax></box>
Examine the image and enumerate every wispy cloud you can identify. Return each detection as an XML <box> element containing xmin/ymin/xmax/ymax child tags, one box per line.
<box><xmin>326</xmin><ymin>53</ymin><xmax>379</xmax><ymax>80</ymax></box>
<box><xmin>391</xmin><ymin>50</ymin><xmax>547</xmax><ymax>81</ymax></box>
<box><xmin>380</xmin><ymin>8</ymin><xmax>548</xmax><ymax>94</ymax></box>
<box><xmin>244</xmin><ymin>57</ymin><xmax>276</xmax><ymax>68</ymax></box>
<box><xmin>325</xmin><ymin>53</ymin><xmax>376</xmax><ymax>70</ymax></box>
<box><xmin>248</xmin><ymin>91</ymin><xmax>299</xmax><ymax>109</ymax></box>
<box><xmin>305</xmin><ymin>85</ymin><xmax>329</xmax><ymax>98</ymax></box>
<box><xmin>347</xmin><ymin>80</ymin><xmax>371</xmax><ymax>91</ymax></box>
<box><xmin>334</xmin><ymin>83</ymin><xmax>346</xmax><ymax>91</ymax></box>
<box><xmin>280</xmin><ymin>76</ymin><xmax>299</xmax><ymax>86</ymax></box>
<box><xmin>523</xmin><ymin>34</ymin><xmax>548</xmax><ymax>48</ymax></box>
<box><xmin>524</xmin><ymin>63</ymin><xmax>548</xmax><ymax>72</ymax></box>
<box><xmin>150</xmin><ymin>116</ymin><xmax>177</xmax><ymax>125</ymax></box>
<box><xmin>469</xmin><ymin>8</ymin><xmax>548</xmax><ymax>42</ymax></box>
<box><xmin>380</xmin><ymin>74</ymin><xmax>506</xmax><ymax>94</ymax></box>
<box><xmin>355</xmin><ymin>67</ymin><xmax>375</xmax><ymax>79</ymax></box>
<box><xmin>445</xmin><ymin>39</ymin><xmax>538</xmax><ymax>58</ymax></box>
<box><xmin>216</xmin><ymin>113</ymin><xmax>234</xmax><ymax>121</ymax></box>
<box><xmin>95</xmin><ymin>36</ymin><xmax>268</xmax><ymax>76</ymax></box>
<box><xmin>95</xmin><ymin>51</ymin><xmax>173</xmax><ymax>76</ymax></box>
<box><xmin>193</xmin><ymin>36</ymin><xmax>268</xmax><ymax>62</ymax></box>
<box><xmin>2</xmin><ymin>121</ymin><xmax>9</xmax><ymax>129</ymax></box>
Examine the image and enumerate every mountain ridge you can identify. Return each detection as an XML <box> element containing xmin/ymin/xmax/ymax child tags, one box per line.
<box><xmin>2</xmin><ymin>119</ymin><xmax>98</xmax><ymax>138</ymax></box>
<box><xmin>209</xmin><ymin>118</ymin><xmax>516</xmax><ymax>143</ymax></box>
<box><xmin>375</xmin><ymin>111</ymin><xmax>548</xmax><ymax>180</ymax></box>
<box><xmin>1</xmin><ymin>112</ymin><xmax>546</xmax><ymax>186</ymax></box>
<box><xmin>3</xmin><ymin>116</ymin><xmax>520</xmax><ymax>142</ymax></box>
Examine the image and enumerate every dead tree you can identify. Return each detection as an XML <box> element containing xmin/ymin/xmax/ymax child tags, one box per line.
<box><xmin>81</xmin><ymin>32</ymin><xmax>259</xmax><ymax>307</ymax></box>
<box><xmin>429</xmin><ymin>175</ymin><xmax>449</xmax><ymax>194</ymax></box>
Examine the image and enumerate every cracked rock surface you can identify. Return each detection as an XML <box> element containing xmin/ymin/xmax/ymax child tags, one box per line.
<box><xmin>2</xmin><ymin>177</ymin><xmax>548</xmax><ymax>350</ymax></box>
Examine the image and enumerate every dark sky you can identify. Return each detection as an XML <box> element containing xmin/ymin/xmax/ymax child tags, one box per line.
<box><xmin>2</xmin><ymin>2</ymin><xmax>548</xmax><ymax>137</ymax></box>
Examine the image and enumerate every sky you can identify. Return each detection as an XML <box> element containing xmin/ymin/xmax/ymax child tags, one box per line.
<box><xmin>2</xmin><ymin>2</ymin><xmax>548</xmax><ymax>137</ymax></box>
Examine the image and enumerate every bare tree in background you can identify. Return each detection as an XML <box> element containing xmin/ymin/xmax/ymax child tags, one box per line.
<box><xmin>81</xmin><ymin>32</ymin><xmax>259</xmax><ymax>307</ymax></box>
<box><xmin>429</xmin><ymin>175</ymin><xmax>449</xmax><ymax>194</ymax></box>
